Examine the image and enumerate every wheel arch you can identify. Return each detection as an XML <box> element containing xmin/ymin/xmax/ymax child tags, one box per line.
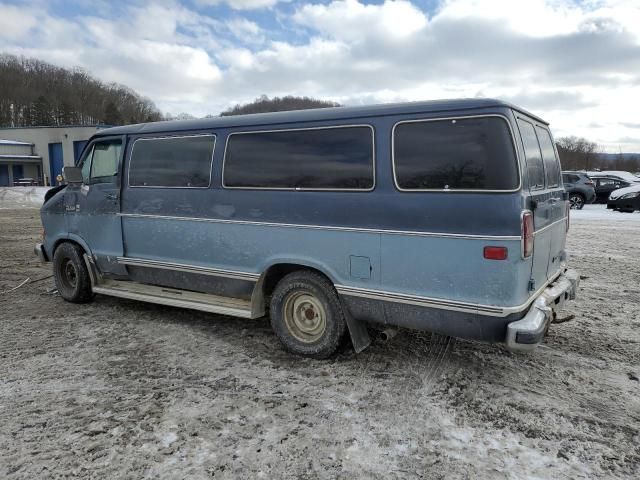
<box><xmin>52</xmin><ymin>233</ymin><xmax>92</xmax><ymax>258</ymax></box>
<box><xmin>249</xmin><ymin>259</ymin><xmax>371</xmax><ymax>354</ymax></box>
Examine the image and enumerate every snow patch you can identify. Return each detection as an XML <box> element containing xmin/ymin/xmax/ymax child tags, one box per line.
<box><xmin>0</xmin><ymin>187</ymin><xmax>51</xmax><ymax>209</ymax></box>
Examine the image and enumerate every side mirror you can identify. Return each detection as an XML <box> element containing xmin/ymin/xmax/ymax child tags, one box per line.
<box><xmin>62</xmin><ymin>166</ymin><xmax>84</xmax><ymax>184</ymax></box>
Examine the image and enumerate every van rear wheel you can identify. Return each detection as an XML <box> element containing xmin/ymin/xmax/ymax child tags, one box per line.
<box><xmin>53</xmin><ymin>242</ymin><xmax>94</xmax><ymax>303</ymax></box>
<box><xmin>269</xmin><ymin>271</ymin><xmax>346</xmax><ymax>359</ymax></box>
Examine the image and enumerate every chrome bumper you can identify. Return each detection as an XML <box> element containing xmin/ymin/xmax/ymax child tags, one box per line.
<box><xmin>34</xmin><ymin>243</ymin><xmax>48</xmax><ymax>263</ymax></box>
<box><xmin>505</xmin><ymin>269</ymin><xmax>579</xmax><ymax>352</ymax></box>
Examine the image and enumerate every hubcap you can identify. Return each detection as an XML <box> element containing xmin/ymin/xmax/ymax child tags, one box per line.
<box><xmin>61</xmin><ymin>259</ymin><xmax>77</xmax><ymax>289</ymax></box>
<box><xmin>570</xmin><ymin>195</ymin><xmax>583</xmax><ymax>209</ymax></box>
<box><xmin>283</xmin><ymin>292</ymin><xmax>327</xmax><ymax>343</ymax></box>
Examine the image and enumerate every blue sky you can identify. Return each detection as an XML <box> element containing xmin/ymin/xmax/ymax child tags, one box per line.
<box><xmin>1</xmin><ymin>0</ymin><xmax>640</xmax><ymax>151</ymax></box>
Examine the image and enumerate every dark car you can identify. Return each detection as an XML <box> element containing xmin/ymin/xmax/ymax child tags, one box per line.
<box><xmin>607</xmin><ymin>185</ymin><xmax>640</xmax><ymax>212</ymax></box>
<box><xmin>562</xmin><ymin>172</ymin><xmax>596</xmax><ymax>209</ymax></box>
<box><xmin>591</xmin><ymin>176</ymin><xmax>631</xmax><ymax>203</ymax></box>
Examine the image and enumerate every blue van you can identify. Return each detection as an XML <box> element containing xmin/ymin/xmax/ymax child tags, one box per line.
<box><xmin>35</xmin><ymin>99</ymin><xmax>579</xmax><ymax>358</ymax></box>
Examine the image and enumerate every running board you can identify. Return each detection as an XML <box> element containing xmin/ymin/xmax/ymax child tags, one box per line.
<box><xmin>92</xmin><ymin>279</ymin><xmax>256</xmax><ymax>318</ymax></box>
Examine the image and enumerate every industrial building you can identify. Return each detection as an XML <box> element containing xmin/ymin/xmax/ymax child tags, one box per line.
<box><xmin>0</xmin><ymin>125</ymin><xmax>105</xmax><ymax>186</ymax></box>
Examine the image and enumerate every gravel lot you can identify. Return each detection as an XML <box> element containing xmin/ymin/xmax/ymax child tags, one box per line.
<box><xmin>1</xmin><ymin>206</ymin><xmax>639</xmax><ymax>479</ymax></box>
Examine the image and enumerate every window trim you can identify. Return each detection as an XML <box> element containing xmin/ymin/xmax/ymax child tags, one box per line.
<box><xmin>391</xmin><ymin>114</ymin><xmax>522</xmax><ymax>193</ymax></box>
<box><xmin>516</xmin><ymin>117</ymin><xmax>546</xmax><ymax>191</ymax></box>
<box><xmin>221</xmin><ymin>124</ymin><xmax>376</xmax><ymax>191</ymax></box>
<box><xmin>127</xmin><ymin>134</ymin><xmax>217</xmax><ymax>189</ymax></box>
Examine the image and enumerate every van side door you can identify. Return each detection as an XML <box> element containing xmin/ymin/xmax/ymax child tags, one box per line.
<box><xmin>517</xmin><ymin>118</ymin><xmax>553</xmax><ymax>289</ymax></box>
<box><xmin>65</xmin><ymin>136</ymin><xmax>127</xmax><ymax>276</ymax></box>
<box><xmin>534</xmin><ymin>125</ymin><xmax>565</xmax><ymax>278</ymax></box>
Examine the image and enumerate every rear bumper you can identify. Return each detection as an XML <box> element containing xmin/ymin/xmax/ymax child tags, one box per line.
<box><xmin>34</xmin><ymin>243</ymin><xmax>49</xmax><ymax>263</ymax></box>
<box><xmin>505</xmin><ymin>268</ymin><xmax>579</xmax><ymax>352</ymax></box>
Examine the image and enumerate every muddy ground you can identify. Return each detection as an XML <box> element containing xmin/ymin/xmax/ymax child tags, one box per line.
<box><xmin>1</xmin><ymin>207</ymin><xmax>639</xmax><ymax>479</ymax></box>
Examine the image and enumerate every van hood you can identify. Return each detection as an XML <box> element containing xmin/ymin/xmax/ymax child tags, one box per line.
<box><xmin>609</xmin><ymin>183</ymin><xmax>640</xmax><ymax>200</ymax></box>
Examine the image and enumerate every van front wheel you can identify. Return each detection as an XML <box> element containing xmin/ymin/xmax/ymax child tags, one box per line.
<box><xmin>53</xmin><ymin>242</ymin><xmax>94</xmax><ymax>303</ymax></box>
<box><xmin>269</xmin><ymin>271</ymin><xmax>346</xmax><ymax>359</ymax></box>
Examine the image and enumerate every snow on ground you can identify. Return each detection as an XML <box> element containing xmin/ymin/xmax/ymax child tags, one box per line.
<box><xmin>572</xmin><ymin>204</ymin><xmax>640</xmax><ymax>222</ymax></box>
<box><xmin>0</xmin><ymin>187</ymin><xmax>50</xmax><ymax>209</ymax></box>
<box><xmin>0</xmin><ymin>207</ymin><xmax>639</xmax><ymax>479</ymax></box>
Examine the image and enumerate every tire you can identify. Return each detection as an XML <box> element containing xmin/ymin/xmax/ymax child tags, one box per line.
<box><xmin>269</xmin><ymin>270</ymin><xmax>346</xmax><ymax>359</ymax></box>
<box><xmin>53</xmin><ymin>242</ymin><xmax>94</xmax><ymax>303</ymax></box>
<box><xmin>569</xmin><ymin>193</ymin><xmax>585</xmax><ymax>210</ymax></box>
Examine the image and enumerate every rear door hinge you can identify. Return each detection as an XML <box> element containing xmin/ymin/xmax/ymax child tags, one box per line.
<box><xmin>528</xmin><ymin>278</ymin><xmax>536</xmax><ymax>292</ymax></box>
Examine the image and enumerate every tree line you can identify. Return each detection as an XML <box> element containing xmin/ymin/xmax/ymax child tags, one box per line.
<box><xmin>0</xmin><ymin>54</ymin><xmax>163</xmax><ymax>128</ymax></box>
<box><xmin>555</xmin><ymin>136</ymin><xmax>640</xmax><ymax>172</ymax></box>
<box><xmin>220</xmin><ymin>94</ymin><xmax>340</xmax><ymax>116</ymax></box>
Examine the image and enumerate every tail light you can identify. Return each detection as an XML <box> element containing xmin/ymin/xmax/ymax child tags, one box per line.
<box><xmin>484</xmin><ymin>246</ymin><xmax>508</xmax><ymax>260</ymax></box>
<box><xmin>566</xmin><ymin>202</ymin><xmax>570</xmax><ymax>231</ymax></box>
<box><xmin>521</xmin><ymin>211</ymin><xmax>534</xmax><ymax>258</ymax></box>
<box><xmin>585</xmin><ymin>181</ymin><xmax>594</xmax><ymax>186</ymax></box>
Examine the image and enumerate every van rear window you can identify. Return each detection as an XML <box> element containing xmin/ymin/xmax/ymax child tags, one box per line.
<box><xmin>223</xmin><ymin>126</ymin><xmax>374</xmax><ymax>190</ymax></box>
<box><xmin>128</xmin><ymin>135</ymin><xmax>215</xmax><ymax>188</ymax></box>
<box><xmin>393</xmin><ymin>117</ymin><xmax>518</xmax><ymax>190</ymax></box>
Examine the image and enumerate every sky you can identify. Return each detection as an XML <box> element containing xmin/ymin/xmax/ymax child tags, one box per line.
<box><xmin>1</xmin><ymin>0</ymin><xmax>640</xmax><ymax>152</ymax></box>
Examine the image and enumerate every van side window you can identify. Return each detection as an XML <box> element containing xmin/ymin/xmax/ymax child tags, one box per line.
<box><xmin>535</xmin><ymin>127</ymin><xmax>560</xmax><ymax>188</ymax></box>
<box><xmin>129</xmin><ymin>135</ymin><xmax>215</xmax><ymax>188</ymax></box>
<box><xmin>90</xmin><ymin>141</ymin><xmax>122</xmax><ymax>183</ymax></box>
<box><xmin>223</xmin><ymin>126</ymin><xmax>374</xmax><ymax>190</ymax></box>
<box><xmin>79</xmin><ymin>140</ymin><xmax>122</xmax><ymax>184</ymax></box>
<box><xmin>393</xmin><ymin>117</ymin><xmax>518</xmax><ymax>190</ymax></box>
<box><xmin>517</xmin><ymin>119</ymin><xmax>545</xmax><ymax>190</ymax></box>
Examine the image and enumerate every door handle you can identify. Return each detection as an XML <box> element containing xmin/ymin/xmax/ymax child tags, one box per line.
<box><xmin>105</xmin><ymin>193</ymin><xmax>119</xmax><ymax>201</ymax></box>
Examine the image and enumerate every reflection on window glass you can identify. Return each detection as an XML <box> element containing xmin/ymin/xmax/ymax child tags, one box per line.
<box><xmin>536</xmin><ymin>127</ymin><xmax>560</xmax><ymax>188</ymax></box>
<box><xmin>90</xmin><ymin>141</ymin><xmax>121</xmax><ymax>181</ymax></box>
<box><xmin>518</xmin><ymin>120</ymin><xmax>545</xmax><ymax>190</ymax></box>
<box><xmin>81</xmin><ymin>147</ymin><xmax>92</xmax><ymax>183</ymax></box>
<box><xmin>223</xmin><ymin>127</ymin><xmax>374</xmax><ymax>189</ymax></box>
<box><xmin>129</xmin><ymin>136</ymin><xmax>215</xmax><ymax>187</ymax></box>
<box><xmin>394</xmin><ymin>117</ymin><xmax>518</xmax><ymax>190</ymax></box>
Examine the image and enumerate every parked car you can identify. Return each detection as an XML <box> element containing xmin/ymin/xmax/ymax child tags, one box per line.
<box><xmin>590</xmin><ymin>176</ymin><xmax>632</xmax><ymax>203</ymax></box>
<box><xmin>607</xmin><ymin>184</ymin><xmax>640</xmax><ymax>212</ymax></box>
<box><xmin>35</xmin><ymin>99</ymin><xmax>579</xmax><ymax>357</ymax></box>
<box><xmin>586</xmin><ymin>170</ymin><xmax>640</xmax><ymax>185</ymax></box>
<box><xmin>561</xmin><ymin>171</ymin><xmax>595</xmax><ymax>209</ymax></box>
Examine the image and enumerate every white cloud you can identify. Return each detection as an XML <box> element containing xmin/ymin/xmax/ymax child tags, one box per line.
<box><xmin>198</xmin><ymin>0</ymin><xmax>288</xmax><ymax>10</ymax></box>
<box><xmin>294</xmin><ymin>0</ymin><xmax>427</xmax><ymax>41</ymax></box>
<box><xmin>0</xmin><ymin>4</ymin><xmax>39</xmax><ymax>41</ymax></box>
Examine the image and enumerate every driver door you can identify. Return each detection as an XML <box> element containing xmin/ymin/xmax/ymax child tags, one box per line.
<box><xmin>64</xmin><ymin>136</ymin><xmax>128</xmax><ymax>276</ymax></box>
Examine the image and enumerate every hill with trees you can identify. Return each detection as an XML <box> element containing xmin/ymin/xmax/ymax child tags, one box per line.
<box><xmin>220</xmin><ymin>95</ymin><xmax>340</xmax><ymax>116</ymax></box>
<box><xmin>0</xmin><ymin>54</ymin><xmax>163</xmax><ymax>128</ymax></box>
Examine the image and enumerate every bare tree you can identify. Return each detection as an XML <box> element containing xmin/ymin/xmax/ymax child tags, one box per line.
<box><xmin>556</xmin><ymin>136</ymin><xmax>600</xmax><ymax>171</ymax></box>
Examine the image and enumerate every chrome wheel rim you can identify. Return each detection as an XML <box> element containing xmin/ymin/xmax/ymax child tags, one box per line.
<box><xmin>569</xmin><ymin>195</ymin><xmax>583</xmax><ymax>209</ymax></box>
<box><xmin>61</xmin><ymin>259</ymin><xmax>77</xmax><ymax>289</ymax></box>
<box><xmin>283</xmin><ymin>292</ymin><xmax>327</xmax><ymax>343</ymax></box>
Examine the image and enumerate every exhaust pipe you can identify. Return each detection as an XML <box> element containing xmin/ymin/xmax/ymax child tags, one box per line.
<box><xmin>379</xmin><ymin>328</ymin><xmax>398</xmax><ymax>342</ymax></box>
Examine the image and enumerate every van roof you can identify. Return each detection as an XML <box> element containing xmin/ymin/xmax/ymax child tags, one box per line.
<box><xmin>95</xmin><ymin>98</ymin><xmax>548</xmax><ymax>137</ymax></box>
